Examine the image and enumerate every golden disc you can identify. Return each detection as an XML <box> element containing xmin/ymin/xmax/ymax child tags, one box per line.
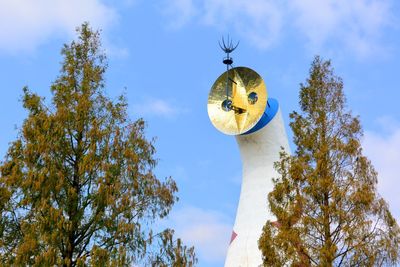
<box><xmin>207</xmin><ymin>67</ymin><xmax>267</xmax><ymax>135</ymax></box>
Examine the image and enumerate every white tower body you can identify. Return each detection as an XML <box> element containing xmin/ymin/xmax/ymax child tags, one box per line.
<box><xmin>224</xmin><ymin>107</ymin><xmax>290</xmax><ymax>267</ymax></box>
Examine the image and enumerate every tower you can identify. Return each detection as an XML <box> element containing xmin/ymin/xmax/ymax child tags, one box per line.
<box><xmin>207</xmin><ymin>39</ymin><xmax>290</xmax><ymax>266</ymax></box>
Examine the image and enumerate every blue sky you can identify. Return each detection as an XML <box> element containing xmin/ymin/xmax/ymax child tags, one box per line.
<box><xmin>1</xmin><ymin>1</ymin><xmax>400</xmax><ymax>266</ymax></box>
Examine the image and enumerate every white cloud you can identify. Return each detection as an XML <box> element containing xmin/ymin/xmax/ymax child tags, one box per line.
<box><xmin>168</xmin><ymin>206</ymin><xmax>231</xmax><ymax>263</ymax></box>
<box><xmin>163</xmin><ymin>0</ymin><xmax>283</xmax><ymax>49</ymax></box>
<box><xmin>0</xmin><ymin>0</ymin><xmax>117</xmax><ymax>53</ymax></box>
<box><xmin>162</xmin><ymin>0</ymin><xmax>395</xmax><ymax>57</ymax></box>
<box><xmin>201</xmin><ymin>0</ymin><xmax>283</xmax><ymax>49</ymax></box>
<box><xmin>289</xmin><ymin>0</ymin><xmax>393</xmax><ymax>58</ymax></box>
<box><xmin>162</xmin><ymin>0</ymin><xmax>197</xmax><ymax>29</ymax></box>
<box><xmin>363</xmin><ymin>120</ymin><xmax>400</xmax><ymax>222</ymax></box>
<box><xmin>131</xmin><ymin>98</ymin><xmax>185</xmax><ymax>118</ymax></box>
<box><xmin>104</xmin><ymin>43</ymin><xmax>130</xmax><ymax>59</ymax></box>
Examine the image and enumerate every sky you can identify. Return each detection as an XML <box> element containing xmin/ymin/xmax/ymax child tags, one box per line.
<box><xmin>0</xmin><ymin>0</ymin><xmax>400</xmax><ymax>266</ymax></box>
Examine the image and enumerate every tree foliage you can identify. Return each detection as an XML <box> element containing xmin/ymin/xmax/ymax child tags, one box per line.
<box><xmin>0</xmin><ymin>23</ymin><xmax>196</xmax><ymax>267</ymax></box>
<box><xmin>259</xmin><ymin>56</ymin><xmax>400</xmax><ymax>266</ymax></box>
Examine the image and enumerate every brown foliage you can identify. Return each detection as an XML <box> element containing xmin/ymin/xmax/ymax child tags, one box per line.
<box><xmin>0</xmin><ymin>23</ymin><xmax>196</xmax><ymax>266</ymax></box>
<box><xmin>259</xmin><ymin>56</ymin><xmax>400</xmax><ymax>266</ymax></box>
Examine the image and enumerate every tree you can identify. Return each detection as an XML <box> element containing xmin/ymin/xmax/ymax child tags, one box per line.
<box><xmin>259</xmin><ymin>56</ymin><xmax>400</xmax><ymax>266</ymax></box>
<box><xmin>0</xmin><ymin>23</ymin><xmax>196</xmax><ymax>267</ymax></box>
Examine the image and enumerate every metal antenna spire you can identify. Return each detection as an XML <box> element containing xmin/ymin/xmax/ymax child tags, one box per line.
<box><xmin>219</xmin><ymin>35</ymin><xmax>239</xmax><ymax>65</ymax></box>
<box><xmin>219</xmin><ymin>36</ymin><xmax>239</xmax><ymax>112</ymax></box>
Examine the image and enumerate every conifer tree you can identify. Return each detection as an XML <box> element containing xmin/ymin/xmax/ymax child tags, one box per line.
<box><xmin>259</xmin><ymin>56</ymin><xmax>400</xmax><ymax>266</ymax></box>
<box><xmin>0</xmin><ymin>23</ymin><xmax>196</xmax><ymax>267</ymax></box>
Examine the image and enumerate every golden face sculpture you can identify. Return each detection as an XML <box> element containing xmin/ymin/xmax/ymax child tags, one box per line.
<box><xmin>208</xmin><ymin>67</ymin><xmax>267</xmax><ymax>135</ymax></box>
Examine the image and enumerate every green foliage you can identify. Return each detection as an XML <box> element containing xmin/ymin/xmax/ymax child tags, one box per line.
<box><xmin>0</xmin><ymin>23</ymin><xmax>196</xmax><ymax>267</ymax></box>
<box><xmin>259</xmin><ymin>56</ymin><xmax>400</xmax><ymax>266</ymax></box>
